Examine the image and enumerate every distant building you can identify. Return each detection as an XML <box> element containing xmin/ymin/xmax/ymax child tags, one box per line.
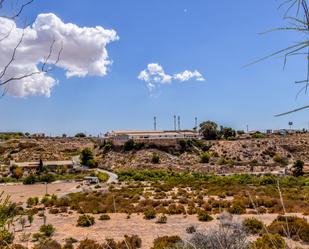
<box><xmin>266</xmin><ymin>129</ymin><xmax>273</xmax><ymax>135</ymax></box>
<box><xmin>31</xmin><ymin>133</ymin><xmax>45</xmax><ymax>138</ymax></box>
<box><xmin>9</xmin><ymin>160</ymin><xmax>74</xmax><ymax>172</ymax></box>
<box><xmin>105</xmin><ymin>130</ymin><xmax>200</xmax><ymax>142</ymax></box>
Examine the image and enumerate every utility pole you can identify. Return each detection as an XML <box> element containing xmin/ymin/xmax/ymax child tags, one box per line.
<box><xmin>154</xmin><ymin>116</ymin><xmax>157</xmax><ymax>131</ymax></box>
<box><xmin>173</xmin><ymin>115</ymin><xmax>177</xmax><ymax>131</ymax></box>
<box><xmin>194</xmin><ymin>117</ymin><xmax>198</xmax><ymax>131</ymax></box>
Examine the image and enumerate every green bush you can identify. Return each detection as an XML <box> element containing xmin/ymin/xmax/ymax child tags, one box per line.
<box><xmin>33</xmin><ymin>239</ymin><xmax>61</xmax><ymax>249</ymax></box>
<box><xmin>75</xmin><ymin>133</ymin><xmax>86</xmax><ymax>138</ymax></box>
<box><xmin>23</xmin><ymin>174</ymin><xmax>36</xmax><ymax>185</ymax></box>
<box><xmin>200</xmin><ymin>153</ymin><xmax>210</xmax><ymax>163</ymax></box>
<box><xmin>293</xmin><ymin>160</ymin><xmax>304</xmax><ymax>177</ymax></box>
<box><xmin>151</xmin><ymin>236</ymin><xmax>182</xmax><ymax>249</ymax></box>
<box><xmin>0</xmin><ymin>229</ymin><xmax>14</xmax><ymax>246</ymax></box>
<box><xmin>27</xmin><ymin>197</ymin><xmax>39</xmax><ymax>207</ymax></box>
<box><xmin>253</xmin><ymin>234</ymin><xmax>285</xmax><ymax>249</ymax></box>
<box><xmin>97</xmin><ymin>172</ymin><xmax>109</xmax><ymax>182</ymax></box>
<box><xmin>39</xmin><ymin>224</ymin><xmax>55</xmax><ymax>237</ymax></box>
<box><xmin>156</xmin><ymin>214</ymin><xmax>167</xmax><ymax>224</ymax></box>
<box><xmin>38</xmin><ymin>174</ymin><xmax>56</xmax><ymax>183</ymax></box>
<box><xmin>242</xmin><ymin>218</ymin><xmax>264</xmax><ymax>234</ymax></box>
<box><xmin>251</xmin><ymin>133</ymin><xmax>265</xmax><ymax>139</ymax></box>
<box><xmin>267</xmin><ymin>215</ymin><xmax>309</xmax><ymax>242</ymax></box>
<box><xmin>87</xmin><ymin>159</ymin><xmax>98</xmax><ymax>168</ymax></box>
<box><xmin>228</xmin><ymin>204</ymin><xmax>246</xmax><ymax>215</ymax></box>
<box><xmin>124</xmin><ymin>140</ymin><xmax>135</xmax><ymax>151</ymax></box>
<box><xmin>77</xmin><ymin>239</ymin><xmax>101</xmax><ymax>249</ymax></box>
<box><xmin>143</xmin><ymin>209</ymin><xmax>156</xmax><ymax>220</ymax></box>
<box><xmin>99</xmin><ymin>214</ymin><xmax>110</xmax><ymax>220</ymax></box>
<box><xmin>197</xmin><ymin>210</ymin><xmax>213</xmax><ymax>222</ymax></box>
<box><xmin>77</xmin><ymin>215</ymin><xmax>95</xmax><ymax>227</ymax></box>
<box><xmin>120</xmin><ymin>235</ymin><xmax>142</xmax><ymax>249</ymax></box>
<box><xmin>273</xmin><ymin>153</ymin><xmax>288</xmax><ymax>165</ymax></box>
<box><xmin>151</xmin><ymin>153</ymin><xmax>160</xmax><ymax>164</ymax></box>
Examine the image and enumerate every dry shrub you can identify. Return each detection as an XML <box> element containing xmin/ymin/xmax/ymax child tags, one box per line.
<box><xmin>252</xmin><ymin>234</ymin><xmax>286</xmax><ymax>249</ymax></box>
<box><xmin>267</xmin><ymin>215</ymin><xmax>309</xmax><ymax>242</ymax></box>
<box><xmin>242</xmin><ymin>218</ymin><xmax>264</xmax><ymax>235</ymax></box>
<box><xmin>151</xmin><ymin>236</ymin><xmax>182</xmax><ymax>249</ymax></box>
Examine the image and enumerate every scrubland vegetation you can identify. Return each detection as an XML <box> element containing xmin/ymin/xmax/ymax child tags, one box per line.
<box><xmin>1</xmin><ymin>169</ymin><xmax>309</xmax><ymax>248</ymax></box>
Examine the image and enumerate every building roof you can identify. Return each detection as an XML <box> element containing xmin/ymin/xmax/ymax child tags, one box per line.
<box><xmin>43</xmin><ymin>160</ymin><xmax>73</xmax><ymax>166</ymax></box>
<box><xmin>108</xmin><ymin>130</ymin><xmax>198</xmax><ymax>136</ymax></box>
<box><xmin>11</xmin><ymin>160</ymin><xmax>73</xmax><ymax>168</ymax></box>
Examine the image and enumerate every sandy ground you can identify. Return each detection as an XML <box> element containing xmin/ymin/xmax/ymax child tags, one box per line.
<box><xmin>14</xmin><ymin>213</ymin><xmax>309</xmax><ymax>249</ymax></box>
<box><xmin>0</xmin><ymin>182</ymin><xmax>80</xmax><ymax>203</ymax></box>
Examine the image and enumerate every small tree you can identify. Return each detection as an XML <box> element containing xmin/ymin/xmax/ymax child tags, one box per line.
<box><xmin>38</xmin><ymin>159</ymin><xmax>44</xmax><ymax>173</ymax></box>
<box><xmin>199</xmin><ymin>121</ymin><xmax>219</xmax><ymax>140</ymax></box>
<box><xmin>13</xmin><ymin>166</ymin><xmax>24</xmax><ymax>179</ymax></box>
<box><xmin>80</xmin><ymin>148</ymin><xmax>95</xmax><ymax>167</ymax></box>
<box><xmin>75</xmin><ymin>133</ymin><xmax>86</xmax><ymax>138</ymax></box>
<box><xmin>123</xmin><ymin>139</ymin><xmax>135</xmax><ymax>151</ymax></box>
<box><xmin>293</xmin><ymin>160</ymin><xmax>304</xmax><ymax>177</ymax></box>
<box><xmin>220</xmin><ymin>127</ymin><xmax>236</xmax><ymax>140</ymax></box>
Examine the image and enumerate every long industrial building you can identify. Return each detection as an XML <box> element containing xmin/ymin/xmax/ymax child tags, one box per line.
<box><xmin>105</xmin><ymin>130</ymin><xmax>200</xmax><ymax>142</ymax></box>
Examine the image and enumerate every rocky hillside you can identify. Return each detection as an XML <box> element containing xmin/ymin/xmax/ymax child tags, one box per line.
<box><xmin>1</xmin><ymin>134</ymin><xmax>309</xmax><ymax>173</ymax></box>
<box><xmin>0</xmin><ymin>138</ymin><xmax>94</xmax><ymax>163</ymax></box>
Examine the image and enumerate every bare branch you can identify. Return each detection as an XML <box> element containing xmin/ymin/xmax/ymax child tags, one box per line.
<box><xmin>0</xmin><ymin>29</ymin><xmax>25</xmax><ymax>80</ymax></box>
<box><xmin>0</xmin><ymin>0</ymin><xmax>35</xmax><ymax>19</ymax></box>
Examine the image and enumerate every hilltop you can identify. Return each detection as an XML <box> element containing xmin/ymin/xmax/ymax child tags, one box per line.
<box><xmin>1</xmin><ymin>133</ymin><xmax>309</xmax><ymax>174</ymax></box>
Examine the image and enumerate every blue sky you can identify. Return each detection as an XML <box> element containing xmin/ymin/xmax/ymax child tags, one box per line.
<box><xmin>1</xmin><ymin>0</ymin><xmax>309</xmax><ymax>136</ymax></box>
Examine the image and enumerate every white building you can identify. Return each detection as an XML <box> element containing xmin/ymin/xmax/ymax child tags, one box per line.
<box><xmin>105</xmin><ymin>130</ymin><xmax>200</xmax><ymax>142</ymax></box>
<box><xmin>9</xmin><ymin>160</ymin><xmax>75</xmax><ymax>171</ymax></box>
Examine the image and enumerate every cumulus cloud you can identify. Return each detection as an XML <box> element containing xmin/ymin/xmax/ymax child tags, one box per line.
<box><xmin>173</xmin><ymin>70</ymin><xmax>205</xmax><ymax>82</ymax></box>
<box><xmin>138</xmin><ymin>63</ymin><xmax>205</xmax><ymax>91</ymax></box>
<box><xmin>0</xmin><ymin>13</ymin><xmax>119</xmax><ymax>97</ymax></box>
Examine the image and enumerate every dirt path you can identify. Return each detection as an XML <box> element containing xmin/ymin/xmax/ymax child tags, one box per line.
<box><xmin>0</xmin><ymin>182</ymin><xmax>80</xmax><ymax>203</ymax></box>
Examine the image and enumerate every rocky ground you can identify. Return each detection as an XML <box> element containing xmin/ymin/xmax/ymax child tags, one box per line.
<box><xmin>0</xmin><ymin>138</ymin><xmax>94</xmax><ymax>163</ymax></box>
<box><xmin>13</xmin><ymin>212</ymin><xmax>308</xmax><ymax>249</ymax></box>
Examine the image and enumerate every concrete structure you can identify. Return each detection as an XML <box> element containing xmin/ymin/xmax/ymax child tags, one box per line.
<box><xmin>9</xmin><ymin>160</ymin><xmax>74</xmax><ymax>172</ymax></box>
<box><xmin>105</xmin><ymin>130</ymin><xmax>200</xmax><ymax>142</ymax></box>
<box><xmin>84</xmin><ymin>176</ymin><xmax>99</xmax><ymax>184</ymax></box>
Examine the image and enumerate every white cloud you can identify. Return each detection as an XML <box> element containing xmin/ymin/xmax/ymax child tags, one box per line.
<box><xmin>138</xmin><ymin>63</ymin><xmax>205</xmax><ymax>91</ymax></box>
<box><xmin>138</xmin><ymin>63</ymin><xmax>172</xmax><ymax>90</ymax></box>
<box><xmin>173</xmin><ymin>70</ymin><xmax>205</xmax><ymax>82</ymax></box>
<box><xmin>0</xmin><ymin>13</ymin><xmax>119</xmax><ymax>97</ymax></box>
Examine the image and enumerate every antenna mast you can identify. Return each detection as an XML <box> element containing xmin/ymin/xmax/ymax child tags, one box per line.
<box><xmin>174</xmin><ymin>115</ymin><xmax>177</xmax><ymax>131</ymax></box>
<box><xmin>154</xmin><ymin>116</ymin><xmax>157</xmax><ymax>131</ymax></box>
